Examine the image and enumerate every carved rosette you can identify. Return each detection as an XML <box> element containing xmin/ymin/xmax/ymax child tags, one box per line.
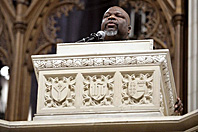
<box><xmin>121</xmin><ymin>73</ymin><xmax>153</xmax><ymax>105</ymax></box>
<box><xmin>82</xmin><ymin>75</ymin><xmax>114</xmax><ymax>106</ymax></box>
<box><xmin>44</xmin><ymin>76</ymin><xmax>76</xmax><ymax>108</ymax></box>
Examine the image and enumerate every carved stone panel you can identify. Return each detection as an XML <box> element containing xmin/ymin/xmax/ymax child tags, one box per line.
<box><xmin>121</xmin><ymin>72</ymin><xmax>153</xmax><ymax>105</ymax></box>
<box><xmin>82</xmin><ymin>74</ymin><xmax>114</xmax><ymax>107</ymax></box>
<box><xmin>32</xmin><ymin>42</ymin><xmax>177</xmax><ymax>117</ymax></box>
<box><xmin>44</xmin><ymin>75</ymin><xmax>76</xmax><ymax>108</ymax></box>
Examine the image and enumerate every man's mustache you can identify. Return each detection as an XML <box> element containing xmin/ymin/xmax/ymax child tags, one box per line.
<box><xmin>104</xmin><ymin>21</ymin><xmax>118</xmax><ymax>29</ymax></box>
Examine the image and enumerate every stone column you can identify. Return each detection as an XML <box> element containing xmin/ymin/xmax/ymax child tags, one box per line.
<box><xmin>5</xmin><ymin>0</ymin><xmax>31</xmax><ymax>121</ymax></box>
<box><xmin>188</xmin><ymin>0</ymin><xmax>198</xmax><ymax>112</ymax></box>
<box><xmin>172</xmin><ymin>0</ymin><xmax>185</xmax><ymax>103</ymax></box>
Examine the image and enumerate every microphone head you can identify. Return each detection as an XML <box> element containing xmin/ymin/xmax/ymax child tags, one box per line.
<box><xmin>96</xmin><ymin>31</ymin><xmax>105</xmax><ymax>40</ymax></box>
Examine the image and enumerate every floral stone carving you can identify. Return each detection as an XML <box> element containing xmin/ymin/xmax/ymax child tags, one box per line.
<box><xmin>32</xmin><ymin>49</ymin><xmax>176</xmax><ymax>115</ymax></box>
<box><xmin>44</xmin><ymin>76</ymin><xmax>76</xmax><ymax>108</ymax></box>
<box><xmin>83</xmin><ymin>74</ymin><xmax>114</xmax><ymax>106</ymax></box>
<box><xmin>122</xmin><ymin>72</ymin><xmax>153</xmax><ymax>105</ymax></box>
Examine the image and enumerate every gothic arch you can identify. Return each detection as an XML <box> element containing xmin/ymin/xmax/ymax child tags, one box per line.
<box><xmin>24</xmin><ymin>0</ymin><xmax>84</xmax><ymax>71</ymax></box>
<box><xmin>0</xmin><ymin>9</ymin><xmax>13</xmax><ymax>67</ymax></box>
<box><xmin>119</xmin><ymin>0</ymin><xmax>176</xmax><ymax>55</ymax></box>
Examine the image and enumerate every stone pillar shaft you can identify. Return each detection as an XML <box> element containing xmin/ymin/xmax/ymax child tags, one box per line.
<box><xmin>5</xmin><ymin>0</ymin><xmax>31</xmax><ymax>121</ymax></box>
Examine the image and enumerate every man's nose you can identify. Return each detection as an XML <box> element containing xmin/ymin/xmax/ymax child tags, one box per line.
<box><xmin>108</xmin><ymin>15</ymin><xmax>116</xmax><ymax>20</ymax></box>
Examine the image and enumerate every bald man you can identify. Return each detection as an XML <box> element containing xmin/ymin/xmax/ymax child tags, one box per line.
<box><xmin>101</xmin><ymin>6</ymin><xmax>131</xmax><ymax>41</ymax></box>
<box><xmin>77</xmin><ymin>6</ymin><xmax>183</xmax><ymax>114</ymax></box>
<box><xmin>101</xmin><ymin>6</ymin><xmax>183</xmax><ymax>114</ymax></box>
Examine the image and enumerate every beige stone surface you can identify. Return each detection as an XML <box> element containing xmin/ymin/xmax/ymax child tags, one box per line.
<box><xmin>0</xmin><ymin>109</ymin><xmax>198</xmax><ymax>132</ymax></box>
<box><xmin>57</xmin><ymin>39</ymin><xmax>153</xmax><ymax>55</ymax></box>
<box><xmin>31</xmin><ymin>40</ymin><xmax>177</xmax><ymax>120</ymax></box>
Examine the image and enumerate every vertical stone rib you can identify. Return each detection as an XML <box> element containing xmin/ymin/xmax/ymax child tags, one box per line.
<box><xmin>5</xmin><ymin>0</ymin><xmax>29</xmax><ymax>121</ymax></box>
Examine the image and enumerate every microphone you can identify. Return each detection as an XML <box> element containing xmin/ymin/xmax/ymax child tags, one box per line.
<box><xmin>77</xmin><ymin>31</ymin><xmax>105</xmax><ymax>42</ymax></box>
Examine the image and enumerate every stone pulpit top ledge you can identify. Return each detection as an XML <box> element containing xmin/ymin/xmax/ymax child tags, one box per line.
<box><xmin>31</xmin><ymin>39</ymin><xmax>178</xmax><ymax>121</ymax></box>
<box><xmin>56</xmin><ymin>39</ymin><xmax>154</xmax><ymax>55</ymax></box>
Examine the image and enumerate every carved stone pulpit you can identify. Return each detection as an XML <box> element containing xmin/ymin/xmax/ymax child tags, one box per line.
<box><xmin>31</xmin><ymin>40</ymin><xmax>178</xmax><ymax>120</ymax></box>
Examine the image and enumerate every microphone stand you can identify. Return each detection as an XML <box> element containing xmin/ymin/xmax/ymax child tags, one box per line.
<box><xmin>76</xmin><ymin>33</ymin><xmax>98</xmax><ymax>43</ymax></box>
<box><xmin>87</xmin><ymin>33</ymin><xmax>98</xmax><ymax>42</ymax></box>
<box><xmin>76</xmin><ymin>37</ymin><xmax>90</xmax><ymax>42</ymax></box>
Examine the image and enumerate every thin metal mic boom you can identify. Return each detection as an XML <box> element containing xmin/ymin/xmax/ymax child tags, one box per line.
<box><xmin>76</xmin><ymin>31</ymin><xmax>105</xmax><ymax>43</ymax></box>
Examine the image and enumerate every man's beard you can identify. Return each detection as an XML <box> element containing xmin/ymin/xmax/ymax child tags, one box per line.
<box><xmin>104</xmin><ymin>30</ymin><xmax>118</xmax><ymax>37</ymax></box>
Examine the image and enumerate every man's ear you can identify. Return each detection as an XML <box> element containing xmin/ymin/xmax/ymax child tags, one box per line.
<box><xmin>128</xmin><ymin>25</ymin><xmax>131</xmax><ymax>34</ymax></box>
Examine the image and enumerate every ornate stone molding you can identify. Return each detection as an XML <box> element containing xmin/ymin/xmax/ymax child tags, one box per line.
<box><xmin>32</xmin><ymin>50</ymin><xmax>176</xmax><ymax>115</ymax></box>
<box><xmin>33</xmin><ymin>55</ymin><xmax>166</xmax><ymax>70</ymax></box>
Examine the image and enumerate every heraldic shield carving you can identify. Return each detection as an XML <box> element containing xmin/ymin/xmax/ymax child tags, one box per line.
<box><xmin>90</xmin><ymin>80</ymin><xmax>108</xmax><ymax>101</ymax></box>
<box><xmin>83</xmin><ymin>74</ymin><xmax>114</xmax><ymax>106</ymax></box>
<box><xmin>51</xmin><ymin>77</ymin><xmax>68</xmax><ymax>102</ymax></box>
<box><xmin>122</xmin><ymin>73</ymin><xmax>153</xmax><ymax>105</ymax></box>
<box><xmin>127</xmin><ymin>74</ymin><xmax>147</xmax><ymax>100</ymax></box>
<box><xmin>44</xmin><ymin>76</ymin><xmax>76</xmax><ymax>108</ymax></box>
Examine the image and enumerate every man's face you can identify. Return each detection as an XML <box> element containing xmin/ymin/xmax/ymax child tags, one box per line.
<box><xmin>101</xmin><ymin>6</ymin><xmax>131</xmax><ymax>41</ymax></box>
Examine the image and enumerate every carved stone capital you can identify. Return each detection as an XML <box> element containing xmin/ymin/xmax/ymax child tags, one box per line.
<box><xmin>14</xmin><ymin>21</ymin><xmax>27</xmax><ymax>33</ymax></box>
<box><xmin>16</xmin><ymin>0</ymin><xmax>30</xmax><ymax>6</ymax></box>
<box><xmin>172</xmin><ymin>14</ymin><xmax>184</xmax><ymax>26</ymax></box>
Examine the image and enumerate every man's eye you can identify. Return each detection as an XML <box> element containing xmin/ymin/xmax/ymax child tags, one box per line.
<box><xmin>117</xmin><ymin>15</ymin><xmax>124</xmax><ymax>18</ymax></box>
<box><xmin>103</xmin><ymin>15</ymin><xmax>109</xmax><ymax>18</ymax></box>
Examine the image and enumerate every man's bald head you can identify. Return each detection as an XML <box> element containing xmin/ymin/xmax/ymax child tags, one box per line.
<box><xmin>101</xmin><ymin>6</ymin><xmax>131</xmax><ymax>41</ymax></box>
<box><xmin>106</xmin><ymin>6</ymin><xmax>130</xmax><ymax>25</ymax></box>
